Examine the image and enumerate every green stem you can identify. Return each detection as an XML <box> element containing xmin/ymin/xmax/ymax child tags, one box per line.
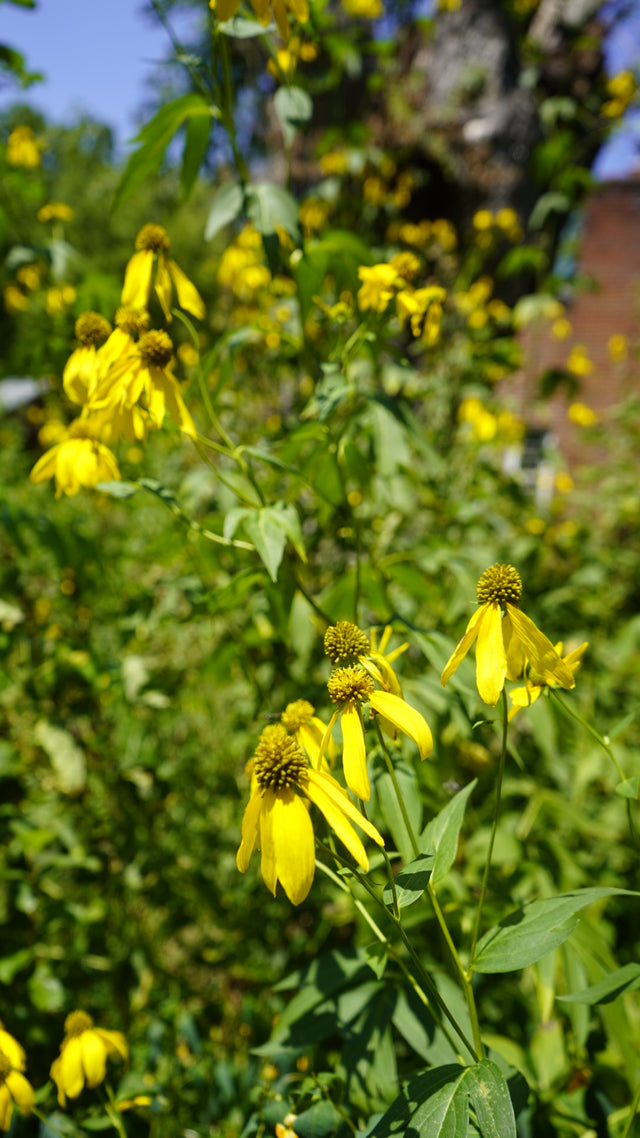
<box><xmin>137</xmin><ymin>480</ymin><xmax>254</xmax><ymax>549</ymax></box>
<box><xmin>549</xmin><ymin>690</ymin><xmax>636</xmax><ymax>846</ymax></box>
<box><xmin>374</xmin><ymin>720</ymin><xmax>483</xmax><ymax>1056</ymax></box>
<box><xmin>621</xmin><ymin>1081</ymin><xmax>640</xmax><ymax>1138</ymax></box>
<box><xmin>216</xmin><ymin>29</ymin><xmax>250</xmax><ymax>184</ymax></box>
<box><xmin>467</xmin><ymin>690</ymin><xmax>508</xmax><ymax>970</ymax></box>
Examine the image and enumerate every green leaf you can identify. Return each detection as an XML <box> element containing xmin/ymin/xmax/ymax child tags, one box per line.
<box><xmin>0</xmin><ymin>947</ymin><xmax>33</xmax><ymax>984</ymax></box>
<box><xmin>363</xmin><ymin>942</ymin><xmax>388</xmax><ymax>979</ymax></box>
<box><xmin>383</xmin><ymin>852</ymin><xmax>434</xmax><ymax>910</ymax></box>
<box><xmin>421</xmin><ymin>781</ymin><xmax>477</xmax><ymax>886</ymax></box>
<box><xmin>557</xmin><ymin>962</ymin><xmax>640</xmax><ymax>1006</ymax></box>
<box><xmin>369</xmin><ymin>1065</ymin><xmax>467</xmax><ymax>1138</ymax></box>
<box><xmin>374</xmin><ymin>759</ymin><xmax>422</xmax><ymax>863</ymax></box>
<box><xmin>274</xmin><ymin>86</ymin><xmax>313</xmax><ymax>146</ymax></box>
<box><xmin>293</xmin><ymin>1099</ymin><xmax>344</xmax><ymax>1138</ymax></box>
<box><xmin>609</xmin><ymin>710</ymin><xmax>636</xmax><ymax>740</ymax></box>
<box><xmin>528</xmin><ymin>191</ymin><xmax>571</xmax><ymax>230</ymax></box>
<box><xmin>28</xmin><ymin>960</ymin><xmax>65</xmax><ymax>1012</ymax></box>
<box><xmin>34</xmin><ymin>720</ymin><xmax>86</xmax><ymax>795</ymax></box>
<box><xmin>96</xmin><ymin>480</ymin><xmax>138</xmax><ymax>499</ymax></box>
<box><xmin>616</xmin><ymin>777</ymin><xmax>639</xmax><ymax>800</ymax></box>
<box><xmin>114</xmin><ymin>94</ymin><xmax>214</xmax><ymax>210</ymax></box>
<box><xmin>205</xmin><ymin>180</ymin><xmax>244</xmax><ymax>242</ymax></box>
<box><xmin>219</xmin><ymin>14</ymin><xmax>271</xmax><ymax>36</ymax></box>
<box><xmin>243</xmin><ymin>502</ymin><xmax>305</xmax><ymax>582</ymax></box>
<box><xmin>472</xmin><ymin>888</ymin><xmax>639</xmax><ymax>974</ymax></box>
<box><xmin>466</xmin><ymin>1060</ymin><xmax>517</xmax><ymax>1138</ymax></box>
<box><xmin>181</xmin><ymin>110</ymin><xmax>212</xmax><ymax>198</ymax></box>
<box><xmin>246</xmin><ymin>182</ymin><xmax>301</xmax><ymax>243</ymax></box>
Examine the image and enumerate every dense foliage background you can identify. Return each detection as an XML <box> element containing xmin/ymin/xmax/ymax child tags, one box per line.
<box><xmin>1</xmin><ymin>0</ymin><xmax>640</xmax><ymax>1135</ymax></box>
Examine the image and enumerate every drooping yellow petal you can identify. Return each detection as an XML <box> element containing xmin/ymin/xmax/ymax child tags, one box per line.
<box><xmin>81</xmin><ymin>1031</ymin><xmax>107</xmax><ymax>1088</ymax></box>
<box><xmin>441</xmin><ymin>603</ymin><xmax>485</xmax><ymax>686</ymax></box>
<box><xmin>30</xmin><ymin>445</ymin><xmax>62</xmax><ymax>485</ymax></box>
<box><xmin>305</xmin><ymin>776</ymin><xmax>369</xmax><ymax>870</ymax></box>
<box><xmin>0</xmin><ymin>1028</ymin><xmax>26</xmax><ymax>1072</ymax></box>
<box><xmin>368</xmin><ymin>690</ymin><xmax>433</xmax><ymax>760</ymax></box>
<box><xmin>502</xmin><ymin>610</ymin><xmax>524</xmax><ymax>681</ymax></box>
<box><xmin>306</xmin><ymin>768</ymin><xmax>384</xmax><ymax>847</ymax></box>
<box><xmin>236</xmin><ymin>790</ymin><xmax>263</xmax><ymax>872</ymax></box>
<box><xmin>121</xmin><ymin>250</ymin><xmax>154</xmax><ymax>310</ymax></box>
<box><xmin>289</xmin><ymin>0</ymin><xmax>310</xmax><ymax>22</ymax></box>
<box><xmin>154</xmin><ymin>256</ymin><xmax>173</xmax><ymax>322</ymax></box>
<box><xmin>475</xmin><ymin>601</ymin><xmax>506</xmax><ymax>706</ymax></box>
<box><xmin>63</xmin><ymin>346</ymin><xmax>97</xmax><ymax>405</ymax></box>
<box><xmin>95</xmin><ymin>1029</ymin><xmax>128</xmax><ymax>1062</ymax></box>
<box><xmin>508</xmin><ymin>682</ymin><xmax>542</xmax><ymax>721</ymax></box>
<box><xmin>58</xmin><ymin>1036</ymin><xmax>85</xmax><ymax>1100</ymax></box>
<box><xmin>250</xmin><ymin>0</ymin><xmax>272</xmax><ymax>23</ymax></box>
<box><xmin>0</xmin><ymin>1085</ymin><xmax>12</xmax><ymax>1131</ymax></box>
<box><xmin>506</xmin><ymin>605</ymin><xmax>575</xmax><ymax>689</ymax></box>
<box><xmin>271</xmin><ymin>0</ymin><xmax>290</xmax><ymax>37</ymax></box>
<box><xmin>259</xmin><ymin>789</ymin><xmax>279</xmax><ymax>897</ymax></box>
<box><xmin>216</xmin><ymin>0</ymin><xmax>243</xmax><ymax>21</ymax></box>
<box><xmin>260</xmin><ymin>788</ymin><xmax>314</xmax><ymax>904</ymax></box>
<box><xmin>151</xmin><ymin>369</ymin><xmax>196</xmax><ymax>438</ymax></box>
<box><xmin>168</xmin><ymin>260</ymin><xmax>206</xmax><ymax>320</ymax></box>
<box><xmin>5</xmin><ymin>1071</ymin><xmax>33</xmax><ymax>1116</ymax></box>
<box><xmin>340</xmin><ymin>702</ymin><xmax>370</xmax><ymax>801</ymax></box>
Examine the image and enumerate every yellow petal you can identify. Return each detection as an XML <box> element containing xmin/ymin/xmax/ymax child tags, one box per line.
<box><xmin>250</xmin><ymin>0</ymin><xmax>272</xmax><ymax>23</ymax></box>
<box><xmin>96</xmin><ymin>1029</ymin><xmax>128</xmax><ymax>1062</ymax></box>
<box><xmin>0</xmin><ymin>1029</ymin><xmax>26</xmax><ymax>1071</ymax></box>
<box><xmin>121</xmin><ymin>250</ymin><xmax>154</xmax><ymax>310</ymax></box>
<box><xmin>475</xmin><ymin>601</ymin><xmax>506</xmax><ymax>706</ymax></box>
<box><xmin>506</xmin><ymin>605</ymin><xmax>575</xmax><ymax>689</ymax></box>
<box><xmin>7</xmin><ymin>1071</ymin><xmax>34</xmax><ymax>1115</ymax></box>
<box><xmin>236</xmin><ymin>790</ymin><xmax>263</xmax><ymax>872</ymax></box>
<box><xmin>154</xmin><ymin>256</ymin><xmax>173</xmax><ymax>322</ymax></box>
<box><xmin>503</xmin><ymin>610</ymin><xmax>524</xmax><ymax>681</ymax></box>
<box><xmin>30</xmin><ymin>446</ymin><xmax>61</xmax><ymax>485</ymax></box>
<box><xmin>261</xmin><ymin>788</ymin><xmax>315</xmax><ymax>904</ymax></box>
<box><xmin>368</xmin><ymin>690</ymin><xmax>433</xmax><ymax>760</ymax></box>
<box><xmin>306</xmin><ymin>768</ymin><xmax>383</xmax><ymax>845</ymax></box>
<box><xmin>305</xmin><ymin>776</ymin><xmax>369</xmax><ymax>870</ymax></box>
<box><xmin>58</xmin><ymin>1036</ymin><xmax>85</xmax><ymax>1100</ymax></box>
<box><xmin>216</xmin><ymin>0</ymin><xmax>242</xmax><ymax>20</ymax></box>
<box><xmin>168</xmin><ymin>261</ymin><xmax>205</xmax><ymax>320</ymax></box>
<box><xmin>152</xmin><ymin>370</ymin><xmax>196</xmax><ymax>438</ymax></box>
<box><xmin>0</xmin><ymin>1085</ymin><xmax>12</xmax><ymax>1131</ymax></box>
<box><xmin>63</xmin><ymin>346</ymin><xmax>96</xmax><ymax>405</ymax></box>
<box><xmin>81</xmin><ymin>1031</ymin><xmax>107</xmax><ymax>1088</ymax></box>
<box><xmin>340</xmin><ymin>702</ymin><xmax>370</xmax><ymax>800</ymax></box>
<box><xmin>289</xmin><ymin>0</ymin><xmax>309</xmax><ymax>20</ymax></box>
<box><xmin>259</xmin><ymin>789</ymin><xmax>279</xmax><ymax>896</ymax></box>
<box><xmin>441</xmin><ymin>604</ymin><xmax>485</xmax><ymax>686</ymax></box>
<box><xmin>508</xmin><ymin>683</ymin><xmax>541</xmax><ymax>721</ymax></box>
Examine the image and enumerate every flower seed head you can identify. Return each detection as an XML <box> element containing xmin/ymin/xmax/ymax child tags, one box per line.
<box><xmin>253</xmin><ymin>725</ymin><xmax>308</xmax><ymax>790</ymax></box>
<box><xmin>327</xmin><ymin>665</ymin><xmax>375</xmax><ymax>705</ymax></box>
<box><xmin>64</xmin><ymin>1010</ymin><xmax>94</xmax><ymax>1037</ymax></box>
<box><xmin>476</xmin><ymin>563</ymin><xmax>522</xmax><ymax>607</ymax></box>
<box><xmin>281</xmin><ymin>699</ymin><xmax>315</xmax><ymax>732</ymax></box>
<box><xmin>115</xmin><ymin>306</ymin><xmax>150</xmax><ymax>335</ymax></box>
<box><xmin>75</xmin><ymin>311</ymin><xmax>112</xmax><ymax>347</ymax></box>
<box><xmin>324</xmin><ymin>621</ymin><xmax>371</xmax><ymax>664</ymax></box>
<box><xmin>135</xmin><ymin>223</ymin><xmax>170</xmax><ymax>253</ymax></box>
<box><xmin>139</xmin><ymin>329</ymin><xmax>173</xmax><ymax>368</ymax></box>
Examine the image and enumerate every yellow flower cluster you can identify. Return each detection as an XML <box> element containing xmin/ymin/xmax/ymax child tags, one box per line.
<box><xmin>6</xmin><ymin>125</ymin><xmax>43</xmax><ymax>168</ymax></box>
<box><xmin>30</xmin><ymin>224</ymin><xmax>203</xmax><ymax>497</ymax></box>
<box><xmin>218</xmin><ymin>224</ymin><xmax>272</xmax><ymax>301</ymax></box>
<box><xmin>602</xmin><ymin>71</ymin><xmax>637</xmax><ymax>118</ymax></box>
<box><xmin>342</xmin><ymin>0</ymin><xmax>384</xmax><ymax>17</ymax></box>
<box><xmin>357</xmin><ymin>259</ymin><xmax>447</xmax><ymax>344</ymax></box>
<box><xmin>565</xmin><ymin>344</ymin><xmax>593</xmax><ymax>377</ymax></box>
<box><xmin>458</xmin><ymin>398</ymin><xmax>524</xmax><ymax>444</ymax></box>
<box><xmin>441</xmin><ymin>563</ymin><xmax>587</xmax><ymax>709</ymax></box>
<box><xmin>237</xmin><ymin>622</ymin><xmax>432</xmax><ymax>902</ymax></box>
<box><xmin>213</xmin><ymin>0</ymin><xmax>309</xmax><ymax>41</ymax></box>
<box><xmin>472</xmin><ymin>207</ymin><xmax>523</xmax><ymax>246</ymax></box>
<box><xmin>0</xmin><ymin>1021</ymin><xmax>34</xmax><ymax>1131</ymax></box>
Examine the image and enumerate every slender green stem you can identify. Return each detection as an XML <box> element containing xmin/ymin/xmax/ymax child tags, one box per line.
<box><xmin>549</xmin><ymin>690</ymin><xmax>636</xmax><ymax>846</ymax></box>
<box><xmin>373</xmin><ymin>720</ymin><xmax>483</xmax><ymax>1055</ymax></box>
<box><xmin>621</xmin><ymin>1081</ymin><xmax>640</xmax><ymax>1138</ymax></box>
<box><xmin>375</xmin><ymin>721</ymin><xmax>420</xmax><ymax>858</ymax></box>
<box><xmin>381</xmin><ymin>845</ymin><xmax>400</xmax><ymax>919</ymax></box>
<box><xmin>137</xmin><ymin>480</ymin><xmax>253</xmax><ymax>549</ymax></box>
<box><xmin>217</xmin><ymin>29</ymin><xmax>250</xmax><ymax>183</ymax></box>
<box><xmin>102</xmin><ymin>1084</ymin><xmax>129</xmax><ymax>1137</ymax></box>
<box><xmin>467</xmin><ymin>690</ymin><xmax>508</xmax><ymax>970</ymax></box>
<box><xmin>32</xmin><ymin>1109</ymin><xmax>70</xmax><ymax>1138</ymax></box>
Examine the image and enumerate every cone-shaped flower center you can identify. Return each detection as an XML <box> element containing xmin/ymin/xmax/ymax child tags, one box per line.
<box><xmin>281</xmin><ymin>699</ymin><xmax>315</xmax><ymax>731</ymax></box>
<box><xmin>253</xmin><ymin>725</ymin><xmax>308</xmax><ymax>789</ymax></box>
<box><xmin>64</xmin><ymin>1010</ymin><xmax>94</xmax><ymax>1037</ymax></box>
<box><xmin>476</xmin><ymin>563</ymin><xmax>522</xmax><ymax>607</ymax></box>
<box><xmin>0</xmin><ymin>1054</ymin><xmax>11</xmax><ymax>1081</ymax></box>
<box><xmin>67</xmin><ymin>420</ymin><xmax>99</xmax><ymax>441</ymax></box>
<box><xmin>324</xmin><ymin>621</ymin><xmax>371</xmax><ymax>664</ymax></box>
<box><xmin>139</xmin><ymin>330</ymin><xmax>173</xmax><ymax>368</ymax></box>
<box><xmin>327</xmin><ymin>665</ymin><xmax>375</xmax><ymax>704</ymax></box>
<box><xmin>135</xmin><ymin>223</ymin><xmax>170</xmax><ymax>253</ymax></box>
<box><xmin>75</xmin><ymin>312</ymin><xmax>112</xmax><ymax>347</ymax></box>
<box><xmin>115</xmin><ymin>306</ymin><xmax>150</xmax><ymax>335</ymax></box>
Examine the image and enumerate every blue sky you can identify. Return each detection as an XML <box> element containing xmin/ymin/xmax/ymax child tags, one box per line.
<box><xmin>1</xmin><ymin>0</ymin><xmax>639</xmax><ymax>175</ymax></box>
<box><xmin>0</xmin><ymin>0</ymin><xmax>190</xmax><ymax>148</ymax></box>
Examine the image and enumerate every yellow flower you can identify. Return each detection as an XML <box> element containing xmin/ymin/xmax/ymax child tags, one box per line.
<box><xmin>50</xmin><ymin>1011</ymin><xmax>128</xmax><ymax>1108</ymax></box>
<box><xmin>324</xmin><ymin>651</ymin><xmax>433</xmax><ymax>801</ymax></box>
<box><xmin>441</xmin><ymin>563</ymin><xmax>577</xmax><ymax>706</ymax></box>
<box><xmin>472</xmin><ymin>209</ymin><xmax>493</xmax><ymax>231</ymax></box>
<box><xmin>280</xmin><ymin>699</ymin><xmax>336</xmax><ymax>767</ymax></box>
<box><xmin>342</xmin><ymin>0</ymin><xmax>384</xmax><ymax>16</ymax></box>
<box><xmin>357</xmin><ymin>264</ymin><xmax>399</xmax><ymax>313</ymax></box>
<box><xmin>3</xmin><ymin>284</ymin><xmax>29</xmax><ymax>313</ymax></box>
<box><xmin>509</xmin><ymin>641</ymin><xmax>588</xmax><ymax>720</ymax></box>
<box><xmin>90</xmin><ymin>329</ymin><xmax>196</xmax><ymax>438</ymax></box>
<box><xmin>0</xmin><ymin>1049</ymin><xmax>33</xmax><ymax>1132</ymax></box>
<box><xmin>216</xmin><ymin>0</ymin><xmax>309</xmax><ymax>40</ymax></box>
<box><xmin>63</xmin><ymin>312</ymin><xmax>113</xmax><ymax>405</ymax></box>
<box><xmin>0</xmin><ymin>1023</ymin><xmax>26</xmax><ymax>1074</ymax></box>
<box><xmin>568</xmin><ymin>401</ymin><xmax>598</xmax><ymax>428</ymax></box>
<box><xmin>551</xmin><ymin>316</ymin><xmax>572</xmax><ymax>341</ymax></box>
<box><xmin>608</xmin><ymin>333</ymin><xmax>628</xmax><ymax>362</ymax></box>
<box><xmin>566</xmin><ymin>344</ymin><xmax>593</xmax><ymax>377</ymax></box>
<box><xmin>396</xmin><ymin>285</ymin><xmax>446</xmax><ymax>343</ymax></box>
<box><xmin>30</xmin><ymin>419</ymin><xmax>121</xmax><ymax>498</ymax></box>
<box><xmin>236</xmin><ymin>724</ymin><xmax>384</xmax><ymax>905</ymax></box>
<box><xmin>38</xmin><ymin>202</ymin><xmax>74</xmax><ymax>223</ymax></box>
<box><xmin>122</xmin><ymin>224</ymin><xmax>205</xmax><ymax>322</ymax></box>
<box><xmin>7</xmin><ymin>125</ymin><xmax>43</xmax><ymax>168</ymax></box>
